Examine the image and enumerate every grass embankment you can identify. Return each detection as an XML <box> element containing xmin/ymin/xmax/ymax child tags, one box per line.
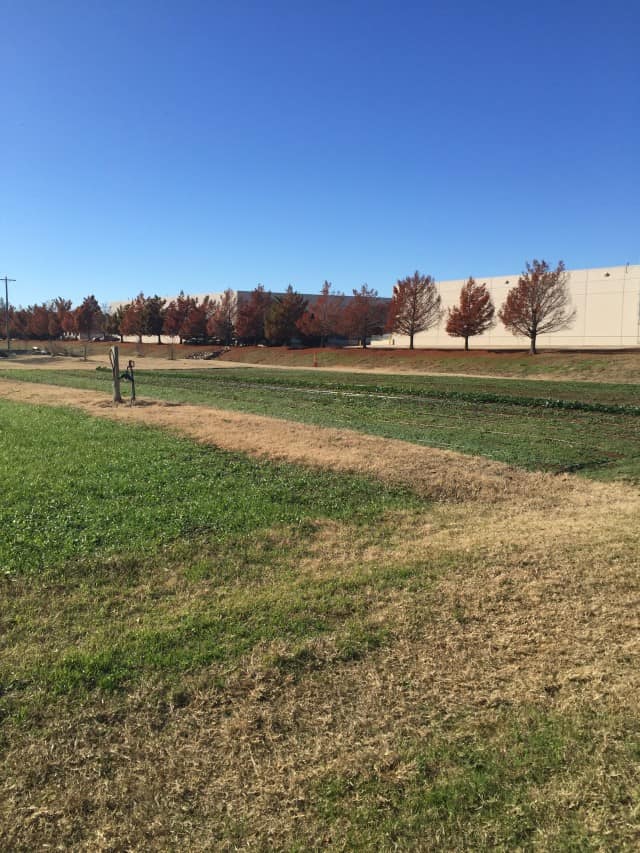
<box><xmin>1</xmin><ymin>399</ymin><xmax>640</xmax><ymax>849</ymax></box>
<box><xmin>219</xmin><ymin>345</ymin><xmax>640</xmax><ymax>382</ymax></box>
<box><xmin>4</xmin><ymin>366</ymin><xmax>640</xmax><ymax>482</ymax></box>
<box><xmin>3</xmin><ymin>338</ymin><xmax>222</xmax><ymax>362</ymax></box>
<box><xmin>5</xmin><ymin>340</ymin><xmax>640</xmax><ymax>383</ymax></box>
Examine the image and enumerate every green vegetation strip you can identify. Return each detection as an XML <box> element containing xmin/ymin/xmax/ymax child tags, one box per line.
<box><xmin>3</xmin><ymin>367</ymin><xmax>639</xmax><ymax>480</ymax></box>
<box><xmin>4</xmin><ymin>364</ymin><xmax>640</xmax><ymax>407</ymax></box>
<box><xmin>0</xmin><ymin>400</ymin><xmax>416</xmax><ymax>578</ymax></box>
<box><xmin>155</xmin><ymin>368</ymin><xmax>640</xmax><ymax>414</ymax></box>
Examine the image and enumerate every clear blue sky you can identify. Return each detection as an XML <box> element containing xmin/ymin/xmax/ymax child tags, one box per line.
<box><xmin>2</xmin><ymin>0</ymin><xmax>639</xmax><ymax>308</ymax></box>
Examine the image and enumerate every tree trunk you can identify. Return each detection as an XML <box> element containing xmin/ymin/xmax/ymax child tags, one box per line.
<box><xmin>530</xmin><ymin>333</ymin><xmax>537</xmax><ymax>355</ymax></box>
<box><xmin>464</xmin><ymin>336</ymin><xmax>469</xmax><ymax>351</ymax></box>
<box><xmin>157</xmin><ymin>334</ymin><xmax>162</xmax><ymax>344</ymax></box>
<box><xmin>409</xmin><ymin>333</ymin><xmax>414</xmax><ymax>350</ymax></box>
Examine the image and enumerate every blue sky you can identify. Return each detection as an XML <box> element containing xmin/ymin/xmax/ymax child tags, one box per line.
<box><xmin>2</xmin><ymin>0</ymin><xmax>639</xmax><ymax>307</ymax></box>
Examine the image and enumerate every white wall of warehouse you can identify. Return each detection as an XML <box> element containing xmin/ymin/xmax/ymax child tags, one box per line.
<box><xmin>372</xmin><ymin>264</ymin><xmax>640</xmax><ymax>349</ymax></box>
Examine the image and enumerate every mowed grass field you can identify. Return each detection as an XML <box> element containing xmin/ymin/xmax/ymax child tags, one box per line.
<box><xmin>4</xmin><ymin>365</ymin><xmax>640</xmax><ymax>482</ymax></box>
<box><xmin>1</xmin><ymin>359</ymin><xmax>640</xmax><ymax>849</ymax></box>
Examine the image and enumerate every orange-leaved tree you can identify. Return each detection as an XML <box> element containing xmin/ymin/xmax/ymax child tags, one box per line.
<box><xmin>74</xmin><ymin>295</ymin><xmax>103</xmax><ymax>340</ymax></box>
<box><xmin>498</xmin><ymin>259</ymin><xmax>575</xmax><ymax>355</ymax></box>
<box><xmin>296</xmin><ymin>281</ymin><xmax>344</xmax><ymax>347</ymax></box>
<box><xmin>49</xmin><ymin>298</ymin><xmax>72</xmax><ymax>340</ymax></box>
<box><xmin>120</xmin><ymin>293</ymin><xmax>147</xmax><ymax>344</ymax></box>
<box><xmin>163</xmin><ymin>292</ymin><xmax>197</xmax><ymax>343</ymax></box>
<box><xmin>236</xmin><ymin>285</ymin><xmax>272</xmax><ymax>345</ymax></box>
<box><xmin>341</xmin><ymin>285</ymin><xmax>387</xmax><ymax>349</ymax></box>
<box><xmin>207</xmin><ymin>289</ymin><xmax>237</xmax><ymax>345</ymax></box>
<box><xmin>386</xmin><ymin>271</ymin><xmax>441</xmax><ymax>349</ymax></box>
<box><xmin>446</xmin><ymin>277</ymin><xmax>495</xmax><ymax>350</ymax></box>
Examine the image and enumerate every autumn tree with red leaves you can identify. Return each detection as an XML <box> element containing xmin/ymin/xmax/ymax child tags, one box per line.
<box><xmin>341</xmin><ymin>285</ymin><xmax>387</xmax><ymax>349</ymax></box>
<box><xmin>49</xmin><ymin>298</ymin><xmax>72</xmax><ymax>339</ymax></box>
<box><xmin>163</xmin><ymin>292</ymin><xmax>198</xmax><ymax>343</ymax></box>
<box><xmin>120</xmin><ymin>293</ymin><xmax>147</xmax><ymax>343</ymax></box>
<box><xmin>9</xmin><ymin>307</ymin><xmax>28</xmax><ymax>338</ymax></box>
<box><xmin>236</xmin><ymin>285</ymin><xmax>272</xmax><ymax>344</ymax></box>
<box><xmin>74</xmin><ymin>295</ymin><xmax>103</xmax><ymax>340</ymax></box>
<box><xmin>499</xmin><ymin>259</ymin><xmax>575</xmax><ymax>354</ymax></box>
<box><xmin>207</xmin><ymin>289</ymin><xmax>237</xmax><ymax>345</ymax></box>
<box><xmin>27</xmin><ymin>304</ymin><xmax>50</xmax><ymax>339</ymax></box>
<box><xmin>181</xmin><ymin>297</ymin><xmax>210</xmax><ymax>341</ymax></box>
<box><xmin>297</xmin><ymin>281</ymin><xmax>344</xmax><ymax>347</ymax></box>
<box><xmin>386</xmin><ymin>271</ymin><xmax>442</xmax><ymax>349</ymax></box>
<box><xmin>446</xmin><ymin>277</ymin><xmax>495</xmax><ymax>350</ymax></box>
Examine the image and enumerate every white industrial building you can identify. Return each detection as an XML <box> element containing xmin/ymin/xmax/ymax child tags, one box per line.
<box><xmin>112</xmin><ymin>264</ymin><xmax>640</xmax><ymax>349</ymax></box>
<box><xmin>372</xmin><ymin>264</ymin><xmax>640</xmax><ymax>350</ymax></box>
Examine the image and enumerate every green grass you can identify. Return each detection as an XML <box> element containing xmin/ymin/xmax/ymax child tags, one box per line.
<box><xmin>0</xmin><ymin>399</ymin><xmax>416</xmax><ymax>578</ymax></box>
<box><xmin>4</xmin><ymin>367</ymin><xmax>640</xmax><ymax>481</ymax></box>
<box><xmin>0</xmin><ymin>401</ymin><xmax>423</xmax><ymax>705</ymax></box>
<box><xmin>5</xmin><ymin>363</ymin><xmax>640</xmax><ymax>406</ymax></box>
<box><xmin>314</xmin><ymin>707</ymin><xmax>639</xmax><ymax>850</ymax></box>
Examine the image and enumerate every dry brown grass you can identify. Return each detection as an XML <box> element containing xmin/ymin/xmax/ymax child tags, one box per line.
<box><xmin>2</xmin><ymin>377</ymin><xmax>640</xmax><ymax>849</ymax></box>
<box><xmin>3</xmin><ymin>488</ymin><xmax>640</xmax><ymax>850</ymax></box>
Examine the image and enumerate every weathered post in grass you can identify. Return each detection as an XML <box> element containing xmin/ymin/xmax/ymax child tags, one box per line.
<box><xmin>125</xmin><ymin>359</ymin><xmax>136</xmax><ymax>405</ymax></box>
<box><xmin>109</xmin><ymin>346</ymin><xmax>123</xmax><ymax>403</ymax></box>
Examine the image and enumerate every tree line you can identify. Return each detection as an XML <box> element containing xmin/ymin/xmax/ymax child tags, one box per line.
<box><xmin>3</xmin><ymin>260</ymin><xmax>575</xmax><ymax>354</ymax></box>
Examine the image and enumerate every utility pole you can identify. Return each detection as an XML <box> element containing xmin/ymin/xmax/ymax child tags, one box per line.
<box><xmin>2</xmin><ymin>276</ymin><xmax>16</xmax><ymax>353</ymax></box>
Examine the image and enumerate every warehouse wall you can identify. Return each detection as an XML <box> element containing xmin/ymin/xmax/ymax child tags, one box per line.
<box><xmin>372</xmin><ymin>264</ymin><xmax>640</xmax><ymax>349</ymax></box>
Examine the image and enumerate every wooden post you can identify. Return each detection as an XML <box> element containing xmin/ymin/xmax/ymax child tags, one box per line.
<box><xmin>110</xmin><ymin>346</ymin><xmax>123</xmax><ymax>403</ymax></box>
<box><xmin>128</xmin><ymin>360</ymin><xmax>136</xmax><ymax>405</ymax></box>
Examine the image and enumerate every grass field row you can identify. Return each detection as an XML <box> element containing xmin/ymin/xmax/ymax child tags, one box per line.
<box><xmin>4</xmin><ymin>367</ymin><xmax>640</xmax><ymax>482</ymax></box>
<box><xmin>2</xmin><ymin>397</ymin><xmax>640</xmax><ymax>849</ymax></box>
